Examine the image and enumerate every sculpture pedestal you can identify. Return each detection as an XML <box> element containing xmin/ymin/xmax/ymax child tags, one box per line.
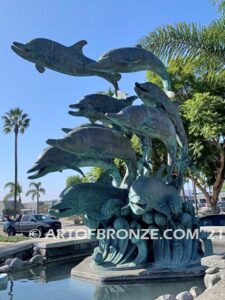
<box><xmin>71</xmin><ymin>256</ymin><xmax>206</xmax><ymax>283</ymax></box>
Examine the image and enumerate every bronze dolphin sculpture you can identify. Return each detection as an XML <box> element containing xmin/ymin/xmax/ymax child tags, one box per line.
<box><xmin>49</xmin><ymin>182</ymin><xmax>128</xmax><ymax>219</ymax></box>
<box><xmin>106</xmin><ymin>105</ymin><xmax>177</xmax><ymax>175</ymax></box>
<box><xmin>134</xmin><ymin>82</ymin><xmax>188</xmax><ymax>152</ymax></box>
<box><xmin>27</xmin><ymin>146</ymin><xmax>122</xmax><ymax>186</ymax></box>
<box><xmin>85</xmin><ymin>44</ymin><xmax>173</xmax><ymax>94</ymax></box>
<box><xmin>69</xmin><ymin>93</ymin><xmax>137</xmax><ymax>123</ymax></box>
<box><xmin>46</xmin><ymin>126</ymin><xmax>137</xmax><ymax>188</ymax></box>
<box><xmin>11</xmin><ymin>38</ymin><xmax>121</xmax><ymax>90</ymax></box>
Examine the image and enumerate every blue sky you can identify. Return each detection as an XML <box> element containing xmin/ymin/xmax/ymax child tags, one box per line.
<box><xmin>0</xmin><ymin>0</ymin><xmax>218</xmax><ymax>202</ymax></box>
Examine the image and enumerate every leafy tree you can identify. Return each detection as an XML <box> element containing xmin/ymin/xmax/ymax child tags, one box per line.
<box><xmin>222</xmin><ymin>182</ymin><xmax>225</xmax><ymax>192</ymax></box>
<box><xmin>3</xmin><ymin>182</ymin><xmax>23</xmax><ymax>212</ymax></box>
<box><xmin>182</xmin><ymin>93</ymin><xmax>225</xmax><ymax>213</ymax></box>
<box><xmin>147</xmin><ymin>57</ymin><xmax>225</xmax><ymax>213</ymax></box>
<box><xmin>2</xmin><ymin>208</ymin><xmax>18</xmax><ymax>217</ymax></box>
<box><xmin>66</xmin><ymin>175</ymin><xmax>83</xmax><ymax>187</ymax></box>
<box><xmin>26</xmin><ymin>182</ymin><xmax>46</xmax><ymax>214</ymax></box>
<box><xmin>82</xmin><ymin>167</ymin><xmax>104</xmax><ymax>183</ymax></box>
<box><xmin>2</xmin><ymin>108</ymin><xmax>30</xmax><ymax>216</ymax></box>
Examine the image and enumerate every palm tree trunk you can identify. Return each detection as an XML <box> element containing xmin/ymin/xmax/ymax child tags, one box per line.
<box><xmin>19</xmin><ymin>195</ymin><xmax>22</xmax><ymax>214</ymax></box>
<box><xmin>14</xmin><ymin>129</ymin><xmax>18</xmax><ymax>217</ymax></box>
<box><xmin>37</xmin><ymin>195</ymin><xmax>40</xmax><ymax>214</ymax></box>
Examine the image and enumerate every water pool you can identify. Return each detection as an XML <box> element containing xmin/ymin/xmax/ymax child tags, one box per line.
<box><xmin>0</xmin><ymin>259</ymin><xmax>205</xmax><ymax>300</ymax></box>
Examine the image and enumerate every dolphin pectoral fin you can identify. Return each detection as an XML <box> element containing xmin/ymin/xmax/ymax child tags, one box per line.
<box><xmin>35</xmin><ymin>63</ymin><xmax>45</xmax><ymax>73</ymax></box>
<box><xmin>69</xmin><ymin>40</ymin><xmax>87</xmax><ymax>54</ymax></box>
<box><xmin>61</xmin><ymin>128</ymin><xmax>73</xmax><ymax>133</ymax></box>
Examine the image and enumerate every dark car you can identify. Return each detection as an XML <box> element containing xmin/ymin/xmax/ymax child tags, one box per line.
<box><xmin>199</xmin><ymin>215</ymin><xmax>225</xmax><ymax>226</ymax></box>
<box><xmin>3</xmin><ymin>214</ymin><xmax>61</xmax><ymax>237</ymax></box>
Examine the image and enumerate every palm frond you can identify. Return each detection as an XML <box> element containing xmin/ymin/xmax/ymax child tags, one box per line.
<box><xmin>2</xmin><ymin>107</ymin><xmax>30</xmax><ymax>135</ymax></box>
<box><xmin>139</xmin><ymin>20</ymin><xmax>225</xmax><ymax>70</ymax></box>
<box><xmin>3</xmin><ymin>193</ymin><xmax>13</xmax><ymax>203</ymax></box>
<box><xmin>25</xmin><ymin>189</ymin><xmax>37</xmax><ymax>197</ymax></box>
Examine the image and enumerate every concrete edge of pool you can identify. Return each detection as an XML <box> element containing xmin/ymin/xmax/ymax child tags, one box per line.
<box><xmin>71</xmin><ymin>256</ymin><xmax>206</xmax><ymax>284</ymax></box>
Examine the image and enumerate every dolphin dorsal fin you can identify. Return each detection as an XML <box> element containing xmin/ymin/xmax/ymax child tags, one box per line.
<box><xmin>69</xmin><ymin>40</ymin><xmax>88</xmax><ymax>54</ymax></box>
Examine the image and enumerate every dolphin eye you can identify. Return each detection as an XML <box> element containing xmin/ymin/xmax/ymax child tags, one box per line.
<box><xmin>25</xmin><ymin>48</ymin><xmax>30</xmax><ymax>52</ymax></box>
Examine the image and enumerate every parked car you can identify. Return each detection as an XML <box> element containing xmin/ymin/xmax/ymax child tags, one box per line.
<box><xmin>3</xmin><ymin>214</ymin><xmax>61</xmax><ymax>237</ymax></box>
<box><xmin>217</xmin><ymin>202</ymin><xmax>225</xmax><ymax>213</ymax></box>
<box><xmin>199</xmin><ymin>215</ymin><xmax>225</xmax><ymax>226</ymax></box>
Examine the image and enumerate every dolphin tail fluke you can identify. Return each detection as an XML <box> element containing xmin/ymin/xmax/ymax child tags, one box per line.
<box><xmin>95</xmin><ymin>72</ymin><xmax>121</xmax><ymax>92</ymax></box>
<box><xmin>161</xmin><ymin>76</ymin><xmax>175</xmax><ymax>98</ymax></box>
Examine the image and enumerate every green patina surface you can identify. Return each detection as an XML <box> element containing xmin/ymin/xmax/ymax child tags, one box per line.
<box><xmin>12</xmin><ymin>38</ymin><xmax>213</xmax><ymax>269</ymax></box>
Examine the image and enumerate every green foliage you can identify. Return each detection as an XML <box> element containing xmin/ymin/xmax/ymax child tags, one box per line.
<box><xmin>182</xmin><ymin>93</ymin><xmax>225</xmax><ymax>186</ymax></box>
<box><xmin>139</xmin><ymin>15</ymin><xmax>225</xmax><ymax>73</ymax></box>
<box><xmin>210</xmin><ymin>0</ymin><xmax>225</xmax><ymax>15</ymax></box>
<box><xmin>147</xmin><ymin>56</ymin><xmax>225</xmax><ymax>190</ymax></box>
<box><xmin>3</xmin><ymin>182</ymin><xmax>22</xmax><ymax>203</ymax></box>
<box><xmin>26</xmin><ymin>182</ymin><xmax>46</xmax><ymax>200</ymax></box>
<box><xmin>182</xmin><ymin>93</ymin><xmax>225</xmax><ymax>140</ymax></box>
<box><xmin>2</xmin><ymin>208</ymin><xmax>19</xmax><ymax>217</ymax></box>
<box><xmin>82</xmin><ymin>167</ymin><xmax>104</xmax><ymax>183</ymax></box>
<box><xmin>66</xmin><ymin>175</ymin><xmax>83</xmax><ymax>187</ymax></box>
<box><xmin>0</xmin><ymin>235</ymin><xmax>29</xmax><ymax>243</ymax></box>
<box><xmin>2</xmin><ymin>107</ymin><xmax>30</xmax><ymax>134</ymax></box>
<box><xmin>222</xmin><ymin>183</ymin><xmax>225</xmax><ymax>191</ymax></box>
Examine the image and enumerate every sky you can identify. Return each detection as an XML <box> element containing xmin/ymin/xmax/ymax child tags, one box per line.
<box><xmin>0</xmin><ymin>0</ymin><xmax>218</xmax><ymax>202</ymax></box>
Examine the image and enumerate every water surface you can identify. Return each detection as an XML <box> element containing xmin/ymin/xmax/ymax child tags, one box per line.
<box><xmin>0</xmin><ymin>259</ymin><xmax>205</xmax><ymax>300</ymax></box>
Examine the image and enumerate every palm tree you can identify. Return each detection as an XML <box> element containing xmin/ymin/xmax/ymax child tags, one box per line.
<box><xmin>26</xmin><ymin>182</ymin><xmax>46</xmax><ymax>213</ymax></box>
<box><xmin>2</xmin><ymin>108</ymin><xmax>30</xmax><ymax>216</ymax></box>
<box><xmin>3</xmin><ymin>182</ymin><xmax>23</xmax><ymax>212</ymax></box>
<box><xmin>139</xmin><ymin>3</ymin><xmax>225</xmax><ymax>71</ymax></box>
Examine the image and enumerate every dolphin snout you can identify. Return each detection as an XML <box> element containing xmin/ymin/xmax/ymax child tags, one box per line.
<box><xmin>51</xmin><ymin>201</ymin><xmax>72</xmax><ymax>212</ymax></box>
<box><xmin>134</xmin><ymin>82</ymin><xmax>148</xmax><ymax>93</ymax></box>
<box><xmin>27</xmin><ymin>164</ymin><xmax>42</xmax><ymax>173</ymax></box>
<box><xmin>135</xmin><ymin>82</ymin><xmax>141</xmax><ymax>88</ymax></box>
<box><xmin>69</xmin><ymin>103</ymin><xmax>81</xmax><ymax>109</ymax></box>
<box><xmin>68</xmin><ymin>111</ymin><xmax>82</xmax><ymax>117</ymax></box>
<box><xmin>46</xmin><ymin>139</ymin><xmax>58</xmax><ymax>147</ymax></box>
<box><xmin>12</xmin><ymin>41</ymin><xmax>26</xmax><ymax>49</ymax></box>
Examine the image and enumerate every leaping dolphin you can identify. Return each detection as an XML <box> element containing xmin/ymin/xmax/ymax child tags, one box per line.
<box><xmin>85</xmin><ymin>45</ymin><xmax>173</xmax><ymax>95</ymax></box>
<box><xmin>46</xmin><ymin>126</ymin><xmax>137</xmax><ymax>188</ymax></box>
<box><xmin>106</xmin><ymin>105</ymin><xmax>178</xmax><ymax>178</ymax></box>
<box><xmin>134</xmin><ymin>82</ymin><xmax>188</xmax><ymax>159</ymax></box>
<box><xmin>69</xmin><ymin>93</ymin><xmax>137</xmax><ymax>123</ymax></box>
<box><xmin>49</xmin><ymin>181</ymin><xmax>128</xmax><ymax>219</ymax></box>
<box><xmin>11</xmin><ymin>38</ymin><xmax>121</xmax><ymax>91</ymax></box>
<box><xmin>27</xmin><ymin>146</ymin><xmax>122</xmax><ymax>186</ymax></box>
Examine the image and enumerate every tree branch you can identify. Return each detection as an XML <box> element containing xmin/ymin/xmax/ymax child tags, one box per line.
<box><xmin>188</xmin><ymin>174</ymin><xmax>210</xmax><ymax>200</ymax></box>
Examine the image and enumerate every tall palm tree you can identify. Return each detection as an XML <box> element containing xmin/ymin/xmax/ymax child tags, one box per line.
<box><xmin>26</xmin><ymin>182</ymin><xmax>46</xmax><ymax>214</ymax></box>
<box><xmin>139</xmin><ymin>2</ymin><xmax>225</xmax><ymax>71</ymax></box>
<box><xmin>3</xmin><ymin>182</ymin><xmax>23</xmax><ymax>211</ymax></box>
<box><xmin>2</xmin><ymin>108</ymin><xmax>30</xmax><ymax>216</ymax></box>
